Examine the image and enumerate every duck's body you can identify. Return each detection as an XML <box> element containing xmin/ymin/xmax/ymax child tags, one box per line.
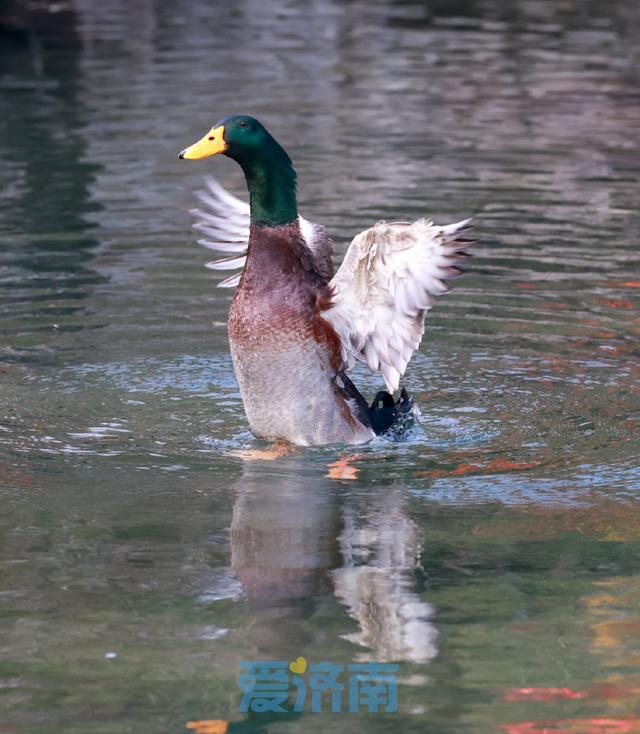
<box><xmin>180</xmin><ymin>116</ymin><xmax>472</xmax><ymax>446</ymax></box>
<box><xmin>229</xmin><ymin>220</ymin><xmax>374</xmax><ymax>444</ymax></box>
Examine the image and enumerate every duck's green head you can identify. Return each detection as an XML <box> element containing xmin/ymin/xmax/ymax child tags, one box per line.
<box><xmin>179</xmin><ymin>115</ymin><xmax>297</xmax><ymax>227</ymax></box>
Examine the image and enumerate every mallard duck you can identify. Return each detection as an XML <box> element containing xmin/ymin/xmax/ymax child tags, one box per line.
<box><xmin>179</xmin><ymin>116</ymin><xmax>472</xmax><ymax>446</ymax></box>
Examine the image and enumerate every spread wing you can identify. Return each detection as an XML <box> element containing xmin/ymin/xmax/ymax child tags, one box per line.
<box><xmin>190</xmin><ymin>176</ymin><xmax>250</xmax><ymax>288</ymax></box>
<box><xmin>323</xmin><ymin>218</ymin><xmax>473</xmax><ymax>393</ymax></box>
<box><xmin>190</xmin><ymin>176</ymin><xmax>334</xmax><ymax>286</ymax></box>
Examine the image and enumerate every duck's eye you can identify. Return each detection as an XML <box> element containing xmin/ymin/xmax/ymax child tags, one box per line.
<box><xmin>238</xmin><ymin>120</ymin><xmax>248</xmax><ymax>128</ymax></box>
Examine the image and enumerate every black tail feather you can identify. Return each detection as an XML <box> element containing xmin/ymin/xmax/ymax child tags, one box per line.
<box><xmin>368</xmin><ymin>386</ymin><xmax>413</xmax><ymax>435</ymax></box>
<box><xmin>334</xmin><ymin>373</ymin><xmax>413</xmax><ymax>436</ymax></box>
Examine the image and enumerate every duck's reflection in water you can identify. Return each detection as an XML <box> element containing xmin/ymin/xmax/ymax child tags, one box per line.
<box><xmin>334</xmin><ymin>502</ymin><xmax>437</xmax><ymax>663</ymax></box>
<box><xmin>229</xmin><ymin>460</ymin><xmax>437</xmax><ymax>664</ymax></box>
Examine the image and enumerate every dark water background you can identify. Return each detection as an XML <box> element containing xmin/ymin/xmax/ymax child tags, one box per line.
<box><xmin>1</xmin><ymin>0</ymin><xmax>639</xmax><ymax>732</ymax></box>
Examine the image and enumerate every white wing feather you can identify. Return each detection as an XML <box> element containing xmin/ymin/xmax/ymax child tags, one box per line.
<box><xmin>189</xmin><ymin>176</ymin><xmax>250</xmax><ymax>287</ymax></box>
<box><xmin>323</xmin><ymin>218</ymin><xmax>473</xmax><ymax>393</ymax></box>
<box><xmin>190</xmin><ymin>175</ymin><xmax>333</xmax><ymax>286</ymax></box>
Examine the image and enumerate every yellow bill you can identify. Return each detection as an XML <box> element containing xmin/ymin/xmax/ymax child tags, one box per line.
<box><xmin>179</xmin><ymin>125</ymin><xmax>227</xmax><ymax>159</ymax></box>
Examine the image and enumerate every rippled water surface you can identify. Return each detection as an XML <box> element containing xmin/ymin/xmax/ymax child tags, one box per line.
<box><xmin>1</xmin><ymin>0</ymin><xmax>640</xmax><ymax>732</ymax></box>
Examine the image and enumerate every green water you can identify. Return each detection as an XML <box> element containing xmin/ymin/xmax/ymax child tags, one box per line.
<box><xmin>1</xmin><ymin>1</ymin><xmax>639</xmax><ymax>732</ymax></box>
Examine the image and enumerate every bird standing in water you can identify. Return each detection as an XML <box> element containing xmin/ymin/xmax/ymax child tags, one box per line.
<box><xmin>179</xmin><ymin>115</ymin><xmax>472</xmax><ymax>446</ymax></box>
